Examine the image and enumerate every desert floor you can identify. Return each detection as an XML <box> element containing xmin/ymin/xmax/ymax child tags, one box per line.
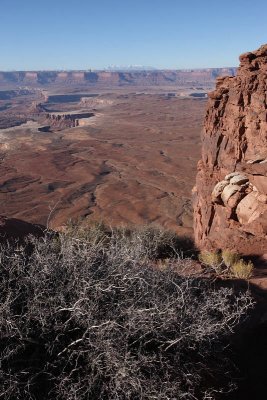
<box><xmin>0</xmin><ymin>91</ymin><xmax>206</xmax><ymax>235</ymax></box>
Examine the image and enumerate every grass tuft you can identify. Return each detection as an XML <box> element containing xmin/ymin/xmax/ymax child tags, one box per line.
<box><xmin>199</xmin><ymin>250</ymin><xmax>223</xmax><ymax>272</ymax></box>
<box><xmin>231</xmin><ymin>259</ymin><xmax>254</xmax><ymax>279</ymax></box>
<box><xmin>222</xmin><ymin>250</ymin><xmax>241</xmax><ymax>269</ymax></box>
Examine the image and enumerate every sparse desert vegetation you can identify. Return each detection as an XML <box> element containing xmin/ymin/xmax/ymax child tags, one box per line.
<box><xmin>198</xmin><ymin>250</ymin><xmax>223</xmax><ymax>273</ymax></box>
<box><xmin>221</xmin><ymin>250</ymin><xmax>241</xmax><ymax>269</ymax></box>
<box><xmin>230</xmin><ymin>259</ymin><xmax>254</xmax><ymax>280</ymax></box>
<box><xmin>199</xmin><ymin>249</ymin><xmax>254</xmax><ymax>279</ymax></box>
<box><xmin>0</xmin><ymin>225</ymin><xmax>254</xmax><ymax>399</ymax></box>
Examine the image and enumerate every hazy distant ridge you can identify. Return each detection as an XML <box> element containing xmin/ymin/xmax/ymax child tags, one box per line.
<box><xmin>0</xmin><ymin>68</ymin><xmax>237</xmax><ymax>87</ymax></box>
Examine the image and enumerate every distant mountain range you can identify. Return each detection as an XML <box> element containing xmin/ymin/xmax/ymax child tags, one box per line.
<box><xmin>0</xmin><ymin>68</ymin><xmax>237</xmax><ymax>87</ymax></box>
<box><xmin>106</xmin><ymin>65</ymin><xmax>158</xmax><ymax>71</ymax></box>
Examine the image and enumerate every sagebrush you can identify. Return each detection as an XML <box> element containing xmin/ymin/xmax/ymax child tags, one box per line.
<box><xmin>0</xmin><ymin>225</ymin><xmax>253</xmax><ymax>399</ymax></box>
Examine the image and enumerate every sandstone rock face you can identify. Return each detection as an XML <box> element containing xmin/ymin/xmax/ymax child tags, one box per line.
<box><xmin>193</xmin><ymin>44</ymin><xmax>267</xmax><ymax>255</ymax></box>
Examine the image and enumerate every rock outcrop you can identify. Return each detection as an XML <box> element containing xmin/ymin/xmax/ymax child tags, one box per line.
<box><xmin>79</xmin><ymin>97</ymin><xmax>114</xmax><ymax>109</ymax></box>
<box><xmin>193</xmin><ymin>44</ymin><xmax>267</xmax><ymax>255</ymax></box>
<box><xmin>45</xmin><ymin>111</ymin><xmax>94</xmax><ymax>129</ymax></box>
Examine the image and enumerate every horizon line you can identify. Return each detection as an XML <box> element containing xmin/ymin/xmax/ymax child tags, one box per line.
<box><xmin>0</xmin><ymin>66</ymin><xmax>238</xmax><ymax>73</ymax></box>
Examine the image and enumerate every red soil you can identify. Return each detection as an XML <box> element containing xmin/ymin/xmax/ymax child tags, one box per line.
<box><xmin>0</xmin><ymin>93</ymin><xmax>206</xmax><ymax>235</ymax></box>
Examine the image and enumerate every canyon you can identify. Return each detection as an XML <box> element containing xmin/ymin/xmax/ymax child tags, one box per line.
<box><xmin>2</xmin><ymin>55</ymin><xmax>266</xmax><ymax>258</ymax></box>
<box><xmin>1</xmin><ymin>48</ymin><xmax>267</xmax><ymax>400</ymax></box>
<box><xmin>2</xmin><ymin>65</ymin><xmax>241</xmax><ymax>234</ymax></box>
<box><xmin>0</xmin><ymin>85</ymin><xmax>206</xmax><ymax>234</ymax></box>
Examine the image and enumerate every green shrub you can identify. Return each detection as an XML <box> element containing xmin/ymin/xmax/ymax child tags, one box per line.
<box><xmin>231</xmin><ymin>259</ymin><xmax>254</xmax><ymax>279</ymax></box>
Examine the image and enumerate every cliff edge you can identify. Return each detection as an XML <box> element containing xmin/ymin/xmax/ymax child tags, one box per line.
<box><xmin>193</xmin><ymin>44</ymin><xmax>267</xmax><ymax>255</ymax></box>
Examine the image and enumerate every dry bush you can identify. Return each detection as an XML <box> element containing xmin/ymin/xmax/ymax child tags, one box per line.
<box><xmin>0</xmin><ymin>226</ymin><xmax>253</xmax><ymax>400</ymax></box>
<box><xmin>230</xmin><ymin>259</ymin><xmax>254</xmax><ymax>279</ymax></box>
<box><xmin>221</xmin><ymin>250</ymin><xmax>240</xmax><ymax>269</ymax></box>
<box><xmin>66</xmin><ymin>223</ymin><xmax>196</xmax><ymax>261</ymax></box>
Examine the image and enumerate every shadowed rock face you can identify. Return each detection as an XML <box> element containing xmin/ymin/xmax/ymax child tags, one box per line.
<box><xmin>0</xmin><ymin>215</ymin><xmax>44</xmax><ymax>243</ymax></box>
<box><xmin>193</xmin><ymin>44</ymin><xmax>267</xmax><ymax>255</ymax></box>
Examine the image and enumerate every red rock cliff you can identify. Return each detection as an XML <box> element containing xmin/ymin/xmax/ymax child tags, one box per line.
<box><xmin>193</xmin><ymin>44</ymin><xmax>267</xmax><ymax>255</ymax></box>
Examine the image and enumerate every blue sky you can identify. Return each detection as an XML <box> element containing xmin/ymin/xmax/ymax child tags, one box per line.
<box><xmin>0</xmin><ymin>0</ymin><xmax>266</xmax><ymax>70</ymax></box>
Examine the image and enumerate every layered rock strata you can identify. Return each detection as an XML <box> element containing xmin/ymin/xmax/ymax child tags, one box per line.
<box><xmin>193</xmin><ymin>44</ymin><xmax>267</xmax><ymax>255</ymax></box>
<box><xmin>45</xmin><ymin>111</ymin><xmax>94</xmax><ymax>129</ymax></box>
<box><xmin>0</xmin><ymin>68</ymin><xmax>236</xmax><ymax>87</ymax></box>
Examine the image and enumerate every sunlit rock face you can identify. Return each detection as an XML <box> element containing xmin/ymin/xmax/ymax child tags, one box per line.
<box><xmin>193</xmin><ymin>44</ymin><xmax>267</xmax><ymax>255</ymax></box>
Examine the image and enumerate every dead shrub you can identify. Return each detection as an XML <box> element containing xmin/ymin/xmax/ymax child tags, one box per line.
<box><xmin>0</xmin><ymin>226</ymin><xmax>253</xmax><ymax>399</ymax></box>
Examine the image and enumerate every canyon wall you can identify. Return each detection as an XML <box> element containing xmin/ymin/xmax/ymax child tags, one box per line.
<box><xmin>193</xmin><ymin>44</ymin><xmax>267</xmax><ymax>255</ymax></box>
<box><xmin>0</xmin><ymin>68</ymin><xmax>236</xmax><ymax>87</ymax></box>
